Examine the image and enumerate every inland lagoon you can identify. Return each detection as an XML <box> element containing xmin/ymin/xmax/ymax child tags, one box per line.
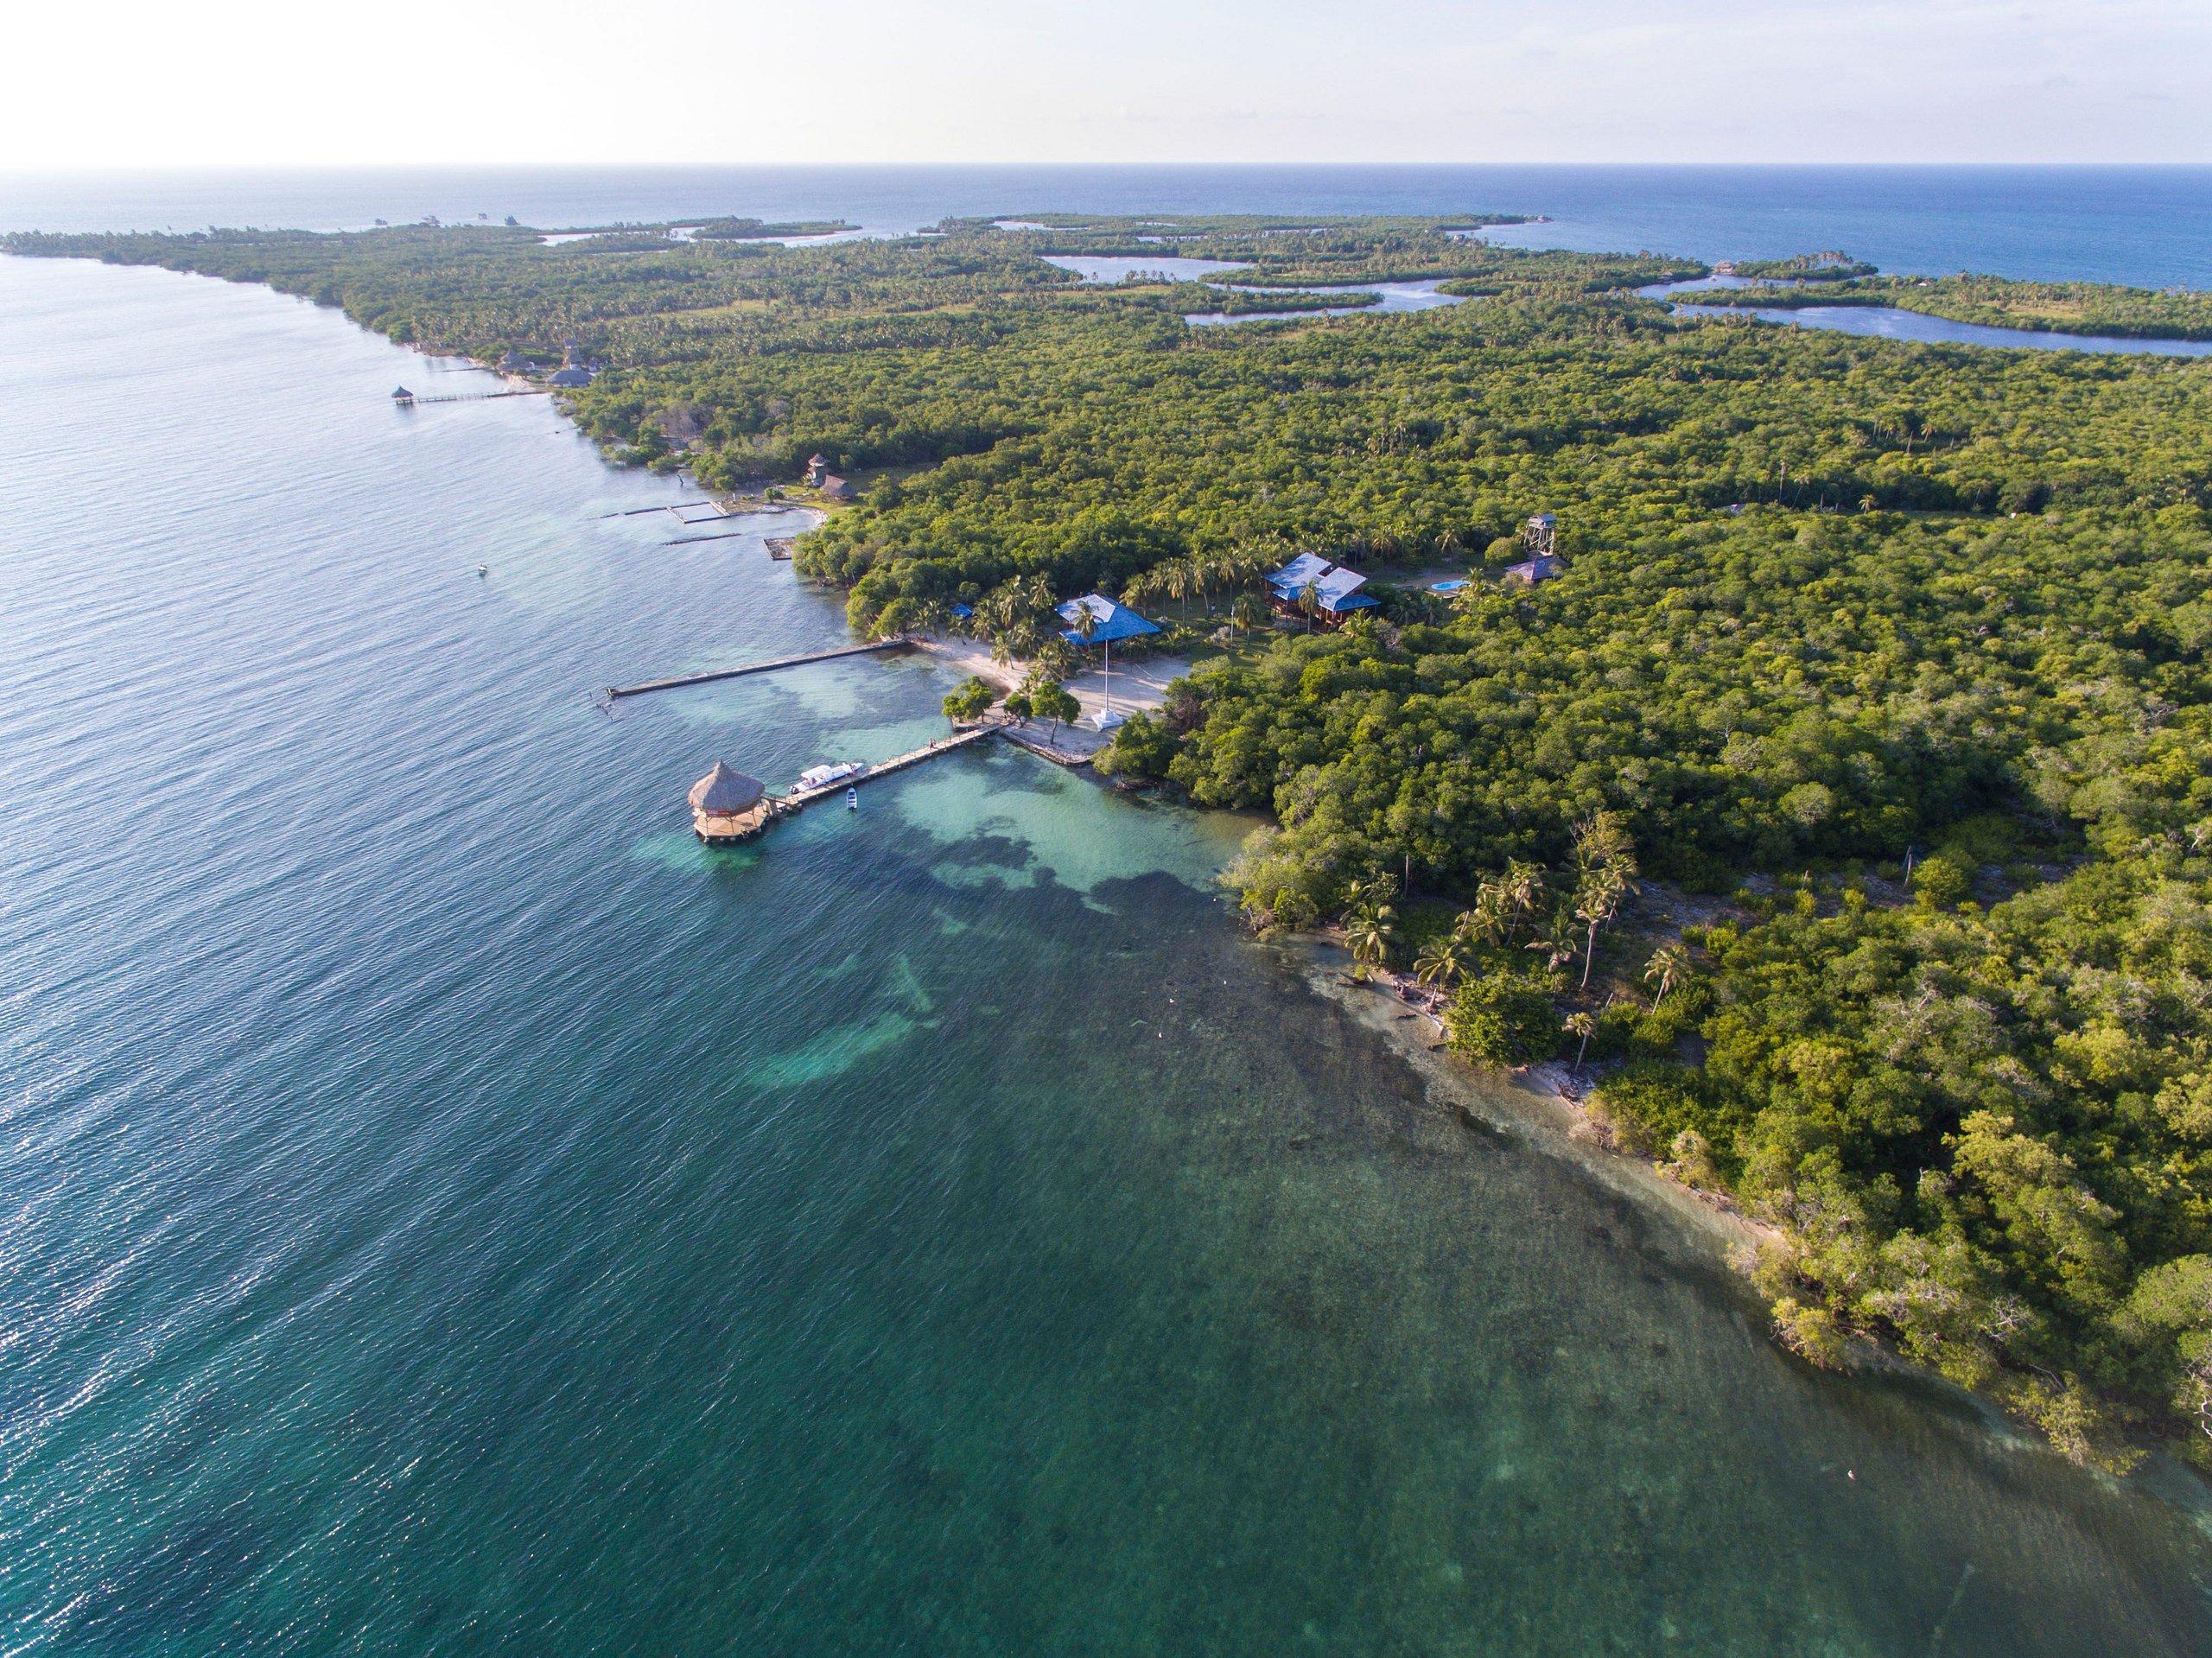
<box><xmin>3</xmin><ymin>253</ymin><xmax>2210</xmax><ymax>1655</ymax></box>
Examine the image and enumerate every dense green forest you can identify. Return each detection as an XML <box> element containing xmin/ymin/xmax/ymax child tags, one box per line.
<box><xmin>1680</xmin><ymin>268</ymin><xmax>2212</xmax><ymax>341</ymax></box>
<box><xmin>13</xmin><ymin>213</ymin><xmax>2212</xmax><ymax>1468</ymax></box>
<box><xmin>1726</xmin><ymin>251</ymin><xmax>1879</xmax><ymax>281</ymax></box>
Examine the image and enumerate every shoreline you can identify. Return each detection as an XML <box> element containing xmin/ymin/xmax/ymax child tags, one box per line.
<box><xmin>1293</xmin><ymin>938</ymin><xmax>1777</xmax><ymax>1267</ymax></box>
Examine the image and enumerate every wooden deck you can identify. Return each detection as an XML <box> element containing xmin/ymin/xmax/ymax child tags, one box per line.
<box><xmin>1000</xmin><ymin>727</ymin><xmax>1096</xmax><ymax>767</ymax></box>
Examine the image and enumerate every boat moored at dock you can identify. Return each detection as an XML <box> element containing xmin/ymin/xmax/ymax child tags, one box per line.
<box><xmin>795</xmin><ymin>760</ymin><xmax>865</xmax><ymax>791</ymax></box>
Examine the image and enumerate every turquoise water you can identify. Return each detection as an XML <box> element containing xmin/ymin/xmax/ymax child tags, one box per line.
<box><xmin>5</xmin><ymin>255</ymin><xmax>2212</xmax><ymax>1654</ymax></box>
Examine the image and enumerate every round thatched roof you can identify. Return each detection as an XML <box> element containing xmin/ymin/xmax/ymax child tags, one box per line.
<box><xmin>689</xmin><ymin>761</ymin><xmax>764</xmax><ymax>814</ymax></box>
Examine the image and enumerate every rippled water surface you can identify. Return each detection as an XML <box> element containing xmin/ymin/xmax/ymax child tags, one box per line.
<box><xmin>4</xmin><ymin>256</ymin><xmax>2211</xmax><ymax>1655</ymax></box>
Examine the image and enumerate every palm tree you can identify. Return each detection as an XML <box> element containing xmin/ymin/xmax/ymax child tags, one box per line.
<box><xmin>1017</xmin><ymin>572</ymin><xmax>1057</xmax><ymax>617</ymax></box>
<box><xmin>1162</xmin><ymin>558</ymin><xmax>1194</xmax><ymax>625</ymax></box>
<box><xmin>1345</xmin><ymin>903</ymin><xmax>1396</xmax><ymax>980</ymax></box>
<box><xmin>1414</xmin><ymin>931</ymin><xmax>1471</xmax><ymax>993</ymax></box>
<box><xmin>1231</xmin><ymin>591</ymin><xmax>1269</xmax><ymax>638</ymax></box>
<box><xmin>1564</xmin><ymin>1011</ymin><xmax>1597</xmax><ymax>1073</ymax></box>
<box><xmin>1201</xmin><ymin>553</ymin><xmax>1235</xmax><ymax>615</ymax></box>
<box><xmin>1065</xmin><ymin>595</ymin><xmax>1098</xmax><ymax>646</ymax></box>
<box><xmin>1643</xmin><ymin>943</ymin><xmax>1691</xmax><ymax>1007</ymax></box>
<box><xmin>1571</xmin><ymin>810</ymin><xmax>1637</xmax><ymax>882</ymax></box>
<box><xmin>1457</xmin><ymin>894</ymin><xmax>1507</xmax><ymax>948</ymax></box>
<box><xmin>1525</xmin><ymin>901</ymin><xmax>1580</xmax><ymax>973</ymax></box>
<box><xmin>1298</xmin><ymin>578</ymin><xmax>1323</xmax><ymax>632</ymax></box>
<box><xmin>1500</xmin><ymin>860</ymin><xmax>1546</xmax><ymax>941</ymax></box>
<box><xmin>1062</xmin><ymin>596</ymin><xmax>1103</xmax><ymax>715</ymax></box>
<box><xmin>1344</xmin><ymin>874</ymin><xmax>1397</xmax><ymax>915</ymax></box>
<box><xmin>1573</xmin><ymin>866</ymin><xmax>1630</xmax><ymax>989</ymax></box>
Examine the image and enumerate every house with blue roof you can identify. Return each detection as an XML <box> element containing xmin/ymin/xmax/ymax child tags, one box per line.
<box><xmin>1266</xmin><ymin>554</ymin><xmax>1378</xmax><ymax>627</ymax></box>
<box><xmin>1057</xmin><ymin>594</ymin><xmax>1160</xmax><ymax>648</ymax></box>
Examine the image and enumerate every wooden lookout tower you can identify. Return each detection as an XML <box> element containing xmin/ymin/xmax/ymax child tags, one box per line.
<box><xmin>1523</xmin><ymin>511</ymin><xmax>1558</xmax><ymax>560</ymax></box>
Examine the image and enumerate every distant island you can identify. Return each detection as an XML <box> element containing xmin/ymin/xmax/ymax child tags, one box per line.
<box><xmin>1721</xmin><ymin>251</ymin><xmax>1880</xmax><ymax>282</ymax></box>
<box><xmin>12</xmin><ymin>213</ymin><xmax>2212</xmax><ymax>1477</ymax></box>
<box><xmin>1694</xmin><ymin>253</ymin><xmax>2212</xmax><ymax>341</ymax></box>
<box><xmin>682</xmin><ymin>216</ymin><xmax>861</xmax><ymax>239</ymax></box>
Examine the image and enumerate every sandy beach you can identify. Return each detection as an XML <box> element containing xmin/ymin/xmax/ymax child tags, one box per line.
<box><xmin>917</xmin><ymin>636</ymin><xmax>1192</xmax><ymax>727</ymax></box>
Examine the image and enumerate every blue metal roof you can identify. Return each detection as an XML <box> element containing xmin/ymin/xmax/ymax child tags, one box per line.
<box><xmin>1268</xmin><ymin>555</ymin><xmax>1374</xmax><ymax>613</ymax></box>
<box><xmin>1058</xmin><ymin>594</ymin><xmax>1160</xmax><ymax>645</ymax></box>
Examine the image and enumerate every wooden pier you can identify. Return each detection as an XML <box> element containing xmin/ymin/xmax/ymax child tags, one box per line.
<box><xmin>607</xmin><ymin>637</ymin><xmax>916</xmax><ymax>701</ymax></box>
<box><xmin>397</xmin><ymin>389</ymin><xmax>550</xmax><ymax>406</ymax></box>
<box><xmin>772</xmin><ymin>721</ymin><xmax>1004</xmax><ymax>816</ymax></box>
<box><xmin>598</xmin><ymin>500</ymin><xmax>719</xmax><ymax>519</ymax></box>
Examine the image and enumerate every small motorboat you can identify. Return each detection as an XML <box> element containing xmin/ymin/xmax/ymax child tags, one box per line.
<box><xmin>474</xmin><ymin>563</ymin><xmax>488</xmax><ymax>577</ymax></box>
<box><xmin>795</xmin><ymin>759</ymin><xmax>865</xmax><ymax>791</ymax></box>
<box><xmin>845</xmin><ymin>786</ymin><xmax>859</xmax><ymax>810</ymax></box>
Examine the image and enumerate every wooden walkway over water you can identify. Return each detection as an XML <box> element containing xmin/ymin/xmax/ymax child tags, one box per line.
<box><xmin>772</xmin><ymin>721</ymin><xmax>1004</xmax><ymax>816</ymax></box>
<box><xmin>397</xmin><ymin>389</ymin><xmax>550</xmax><ymax>406</ymax></box>
<box><xmin>607</xmin><ymin>637</ymin><xmax>916</xmax><ymax>701</ymax></box>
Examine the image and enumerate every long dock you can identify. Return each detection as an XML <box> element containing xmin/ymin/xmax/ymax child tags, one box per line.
<box><xmin>773</xmin><ymin>721</ymin><xmax>1003</xmax><ymax>815</ymax></box>
<box><xmin>607</xmin><ymin>637</ymin><xmax>915</xmax><ymax>700</ymax></box>
<box><xmin>400</xmin><ymin>389</ymin><xmax>551</xmax><ymax>406</ymax></box>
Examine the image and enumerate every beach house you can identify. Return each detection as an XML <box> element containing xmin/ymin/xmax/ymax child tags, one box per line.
<box><xmin>1265</xmin><ymin>553</ymin><xmax>1379</xmax><ymax>627</ymax></box>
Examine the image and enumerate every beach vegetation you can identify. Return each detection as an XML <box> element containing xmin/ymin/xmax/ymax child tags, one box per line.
<box><xmin>942</xmin><ymin>676</ymin><xmax>1000</xmax><ymax>723</ymax></box>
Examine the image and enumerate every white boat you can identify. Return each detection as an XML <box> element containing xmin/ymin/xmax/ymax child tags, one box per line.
<box><xmin>795</xmin><ymin>760</ymin><xmax>865</xmax><ymax>791</ymax></box>
<box><xmin>845</xmin><ymin>786</ymin><xmax>859</xmax><ymax>810</ymax></box>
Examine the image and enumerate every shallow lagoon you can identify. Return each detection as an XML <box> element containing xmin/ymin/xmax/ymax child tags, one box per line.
<box><xmin>1643</xmin><ymin>277</ymin><xmax>2212</xmax><ymax>357</ymax></box>
<box><xmin>3</xmin><ymin>254</ymin><xmax>2211</xmax><ymax>1655</ymax></box>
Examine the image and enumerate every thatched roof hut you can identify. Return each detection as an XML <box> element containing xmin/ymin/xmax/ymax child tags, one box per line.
<box><xmin>689</xmin><ymin>761</ymin><xmax>770</xmax><ymax>842</ymax></box>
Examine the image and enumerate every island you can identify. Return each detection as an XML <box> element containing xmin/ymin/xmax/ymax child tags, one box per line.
<box><xmin>13</xmin><ymin>212</ymin><xmax>2209</xmax><ymax>1476</ymax></box>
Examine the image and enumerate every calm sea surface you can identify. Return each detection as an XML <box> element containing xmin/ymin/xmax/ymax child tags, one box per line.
<box><xmin>5</xmin><ymin>164</ymin><xmax>2212</xmax><ymax>286</ymax></box>
<box><xmin>4</xmin><ymin>226</ymin><xmax>2212</xmax><ymax>1650</ymax></box>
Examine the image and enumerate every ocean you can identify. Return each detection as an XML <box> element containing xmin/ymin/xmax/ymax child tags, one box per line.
<box><xmin>5</xmin><ymin>164</ymin><xmax>2212</xmax><ymax>286</ymax></box>
<box><xmin>3</xmin><ymin>175</ymin><xmax>2212</xmax><ymax>1654</ymax></box>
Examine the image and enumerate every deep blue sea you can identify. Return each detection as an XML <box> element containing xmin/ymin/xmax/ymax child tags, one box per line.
<box><xmin>5</xmin><ymin>173</ymin><xmax>2212</xmax><ymax>1653</ymax></box>
<box><xmin>5</xmin><ymin>163</ymin><xmax>2212</xmax><ymax>286</ymax></box>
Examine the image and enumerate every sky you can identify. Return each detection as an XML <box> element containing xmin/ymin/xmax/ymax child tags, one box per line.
<box><xmin>7</xmin><ymin>0</ymin><xmax>2209</xmax><ymax>168</ymax></box>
